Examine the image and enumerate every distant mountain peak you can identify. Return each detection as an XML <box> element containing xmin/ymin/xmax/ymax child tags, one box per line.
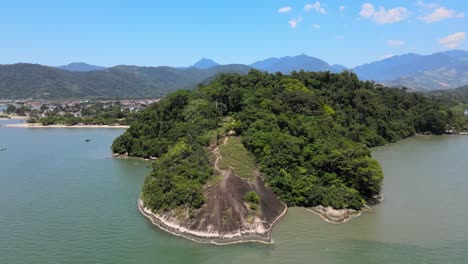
<box><xmin>191</xmin><ymin>58</ymin><xmax>219</xmax><ymax>69</ymax></box>
<box><xmin>58</xmin><ymin>62</ymin><xmax>106</xmax><ymax>72</ymax></box>
<box><xmin>250</xmin><ymin>54</ymin><xmax>330</xmax><ymax>73</ymax></box>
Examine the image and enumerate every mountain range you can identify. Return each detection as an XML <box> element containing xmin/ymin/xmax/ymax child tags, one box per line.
<box><xmin>1</xmin><ymin>50</ymin><xmax>468</xmax><ymax>99</ymax></box>
<box><xmin>0</xmin><ymin>63</ymin><xmax>250</xmax><ymax>99</ymax></box>
<box><xmin>354</xmin><ymin>50</ymin><xmax>468</xmax><ymax>91</ymax></box>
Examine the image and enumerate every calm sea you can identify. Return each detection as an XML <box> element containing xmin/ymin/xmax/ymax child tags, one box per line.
<box><xmin>1</xmin><ymin>120</ymin><xmax>467</xmax><ymax>263</ymax></box>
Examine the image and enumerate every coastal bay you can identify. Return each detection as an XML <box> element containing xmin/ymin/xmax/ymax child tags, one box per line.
<box><xmin>3</xmin><ymin>123</ymin><xmax>129</xmax><ymax>128</ymax></box>
<box><xmin>1</xmin><ymin>120</ymin><xmax>468</xmax><ymax>263</ymax></box>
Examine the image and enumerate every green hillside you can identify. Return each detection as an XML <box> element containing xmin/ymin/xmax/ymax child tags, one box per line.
<box><xmin>112</xmin><ymin>70</ymin><xmax>455</xmax><ymax>212</ymax></box>
<box><xmin>0</xmin><ymin>63</ymin><xmax>251</xmax><ymax>99</ymax></box>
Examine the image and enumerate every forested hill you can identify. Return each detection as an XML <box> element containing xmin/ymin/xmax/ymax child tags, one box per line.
<box><xmin>112</xmin><ymin>70</ymin><xmax>454</xmax><ymax>212</ymax></box>
<box><xmin>0</xmin><ymin>63</ymin><xmax>250</xmax><ymax>99</ymax></box>
<box><xmin>430</xmin><ymin>84</ymin><xmax>468</xmax><ymax>101</ymax></box>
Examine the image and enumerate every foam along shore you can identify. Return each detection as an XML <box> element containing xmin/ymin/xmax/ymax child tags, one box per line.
<box><xmin>138</xmin><ymin>199</ymin><xmax>288</xmax><ymax>245</ymax></box>
<box><xmin>307</xmin><ymin>206</ymin><xmax>362</xmax><ymax>223</ymax></box>
<box><xmin>3</xmin><ymin>123</ymin><xmax>129</xmax><ymax>128</ymax></box>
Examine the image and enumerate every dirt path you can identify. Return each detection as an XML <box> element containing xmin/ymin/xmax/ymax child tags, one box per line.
<box><xmin>213</xmin><ymin>146</ymin><xmax>225</xmax><ymax>175</ymax></box>
<box><xmin>213</xmin><ymin>136</ymin><xmax>229</xmax><ymax>175</ymax></box>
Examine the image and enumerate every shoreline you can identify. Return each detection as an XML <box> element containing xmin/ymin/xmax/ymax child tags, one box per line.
<box><xmin>138</xmin><ymin>199</ymin><xmax>288</xmax><ymax>245</ymax></box>
<box><xmin>113</xmin><ymin>153</ymin><xmax>157</xmax><ymax>161</ymax></box>
<box><xmin>307</xmin><ymin>194</ymin><xmax>384</xmax><ymax>224</ymax></box>
<box><xmin>3</xmin><ymin>123</ymin><xmax>129</xmax><ymax>129</ymax></box>
<box><xmin>0</xmin><ymin>115</ymin><xmax>30</xmax><ymax>120</ymax></box>
<box><xmin>307</xmin><ymin>206</ymin><xmax>362</xmax><ymax>224</ymax></box>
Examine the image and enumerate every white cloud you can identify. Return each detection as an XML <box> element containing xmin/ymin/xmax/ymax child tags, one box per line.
<box><xmin>380</xmin><ymin>54</ymin><xmax>395</xmax><ymax>60</ymax></box>
<box><xmin>278</xmin><ymin>6</ymin><xmax>292</xmax><ymax>13</ymax></box>
<box><xmin>360</xmin><ymin>3</ymin><xmax>408</xmax><ymax>24</ymax></box>
<box><xmin>360</xmin><ymin>3</ymin><xmax>375</xmax><ymax>18</ymax></box>
<box><xmin>417</xmin><ymin>1</ymin><xmax>438</xmax><ymax>9</ymax></box>
<box><xmin>439</xmin><ymin>32</ymin><xmax>466</xmax><ymax>49</ymax></box>
<box><xmin>289</xmin><ymin>19</ymin><xmax>298</xmax><ymax>28</ymax></box>
<box><xmin>289</xmin><ymin>17</ymin><xmax>303</xmax><ymax>28</ymax></box>
<box><xmin>418</xmin><ymin>6</ymin><xmax>464</xmax><ymax>23</ymax></box>
<box><xmin>388</xmin><ymin>40</ymin><xmax>405</xmax><ymax>46</ymax></box>
<box><xmin>339</xmin><ymin>6</ymin><xmax>345</xmax><ymax>12</ymax></box>
<box><xmin>312</xmin><ymin>24</ymin><xmax>321</xmax><ymax>29</ymax></box>
<box><xmin>304</xmin><ymin>2</ymin><xmax>326</xmax><ymax>14</ymax></box>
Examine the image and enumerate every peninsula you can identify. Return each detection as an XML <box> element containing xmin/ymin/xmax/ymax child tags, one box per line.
<box><xmin>112</xmin><ymin>70</ymin><xmax>458</xmax><ymax>243</ymax></box>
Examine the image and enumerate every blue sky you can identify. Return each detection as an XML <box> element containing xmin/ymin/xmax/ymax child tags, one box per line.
<box><xmin>0</xmin><ymin>0</ymin><xmax>466</xmax><ymax>67</ymax></box>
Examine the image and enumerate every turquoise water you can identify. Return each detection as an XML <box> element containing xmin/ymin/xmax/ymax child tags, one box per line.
<box><xmin>1</xmin><ymin>120</ymin><xmax>467</xmax><ymax>263</ymax></box>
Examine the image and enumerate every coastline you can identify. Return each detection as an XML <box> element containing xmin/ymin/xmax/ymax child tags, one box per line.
<box><xmin>307</xmin><ymin>194</ymin><xmax>384</xmax><ymax>223</ymax></box>
<box><xmin>0</xmin><ymin>115</ymin><xmax>29</xmax><ymax>120</ymax></box>
<box><xmin>138</xmin><ymin>199</ymin><xmax>288</xmax><ymax>245</ymax></box>
<box><xmin>307</xmin><ymin>206</ymin><xmax>362</xmax><ymax>224</ymax></box>
<box><xmin>3</xmin><ymin>123</ymin><xmax>129</xmax><ymax>129</ymax></box>
<box><xmin>113</xmin><ymin>153</ymin><xmax>157</xmax><ymax>161</ymax></box>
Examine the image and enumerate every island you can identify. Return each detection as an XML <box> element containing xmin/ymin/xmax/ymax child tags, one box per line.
<box><xmin>112</xmin><ymin>70</ymin><xmax>463</xmax><ymax>243</ymax></box>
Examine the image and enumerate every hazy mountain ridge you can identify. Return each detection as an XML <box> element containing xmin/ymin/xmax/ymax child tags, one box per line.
<box><xmin>0</xmin><ymin>63</ymin><xmax>250</xmax><ymax>99</ymax></box>
<box><xmin>57</xmin><ymin>62</ymin><xmax>106</xmax><ymax>72</ymax></box>
<box><xmin>249</xmin><ymin>54</ymin><xmax>347</xmax><ymax>74</ymax></box>
<box><xmin>192</xmin><ymin>58</ymin><xmax>219</xmax><ymax>69</ymax></box>
<box><xmin>2</xmin><ymin>50</ymin><xmax>468</xmax><ymax>99</ymax></box>
<box><xmin>354</xmin><ymin>50</ymin><xmax>468</xmax><ymax>91</ymax></box>
<box><xmin>247</xmin><ymin>51</ymin><xmax>468</xmax><ymax>91</ymax></box>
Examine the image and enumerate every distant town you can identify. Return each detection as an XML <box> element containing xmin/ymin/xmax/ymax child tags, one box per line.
<box><xmin>0</xmin><ymin>99</ymin><xmax>159</xmax><ymax>125</ymax></box>
<box><xmin>0</xmin><ymin>99</ymin><xmax>158</xmax><ymax>117</ymax></box>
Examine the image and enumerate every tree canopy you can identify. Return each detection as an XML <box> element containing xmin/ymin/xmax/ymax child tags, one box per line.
<box><xmin>113</xmin><ymin>70</ymin><xmax>455</xmax><ymax>212</ymax></box>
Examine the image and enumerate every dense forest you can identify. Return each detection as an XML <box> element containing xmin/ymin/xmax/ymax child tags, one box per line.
<box><xmin>112</xmin><ymin>70</ymin><xmax>459</xmax><ymax>212</ymax></box>
<box><xmin>429</xmin><ymin>85</ymin><xmax>468</xmax><ymax>129</ymax></box>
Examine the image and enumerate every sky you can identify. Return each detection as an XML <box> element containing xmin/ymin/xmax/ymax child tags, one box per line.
<box><xmin>0</xmin><ymin>0</ymin><xmax>466</xmax><ymax>68</ymax></box>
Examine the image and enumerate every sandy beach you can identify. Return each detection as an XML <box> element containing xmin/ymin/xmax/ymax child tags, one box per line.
<box><xmin>0</xmin><ymin>115</ymin><xmax>29</xmax><ymax>120</ymax></box>
<box><xmin>3</xmin><ymin>123</ymin><xmax>129</xmax><ymax>128</ymax></box>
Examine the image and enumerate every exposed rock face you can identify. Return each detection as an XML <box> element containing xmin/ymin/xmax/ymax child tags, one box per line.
<box><xmin>308</xmin><ymin>205</ymin><xmax>360</xmax><ymax>223</ymax></box>
<box><xmin>139</xmin><ymin>169</ymin><xmax>287</xmax><ymax>244</ymax></box>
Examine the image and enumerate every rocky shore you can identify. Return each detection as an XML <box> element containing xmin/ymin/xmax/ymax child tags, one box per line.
<box><xmin>307</xmin><ymin>206</ymin><xmax>361</xmax><ymax>223</ymax></box>
<box><xmin>308</xmin><ymin>194</ymin><xmax>384</xmax><ymax>223</ymax></box>
<box><xmin>112</xmin><ymin>153</ymin><xmax>157</xmax><ymax>161</ymax></box>
<box><xmin>138</xmin><ymin>198</ymin><xmax>287</xmax><ymax>245</ymax></box>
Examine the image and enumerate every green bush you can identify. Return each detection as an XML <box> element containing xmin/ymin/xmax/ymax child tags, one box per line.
<box><xmin>244</xmin><ymin>191</ymin><xmax>260</xmax><ymax>204</ymax></box>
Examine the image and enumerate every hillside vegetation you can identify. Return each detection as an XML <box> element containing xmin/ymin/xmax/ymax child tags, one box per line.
<box><xmin>0</xmin><ymin>63</ymin><xmax>250</xmax><ymax>99</ymax></box>
<box><xmin>429</xmin><ymin>85</ymin><xmax>468</xmax><ymax>129</ymax></box>
<box><xmin>113</xmin><ymin>70</ymin><xmax>454</xmax><ymax>212</ymax></box>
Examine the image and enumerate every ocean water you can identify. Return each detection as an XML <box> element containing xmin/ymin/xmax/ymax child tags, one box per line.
<box><xmin>1</xmin><ymin>120</ymin><xmax>467</xmax><ymax>263</ymax></box>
